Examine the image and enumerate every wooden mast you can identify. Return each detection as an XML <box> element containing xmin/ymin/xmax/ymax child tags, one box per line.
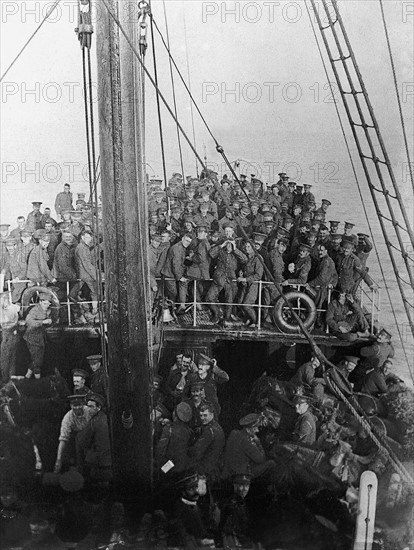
<box><xmin>96</xmin><ymin>0</ymin><xmax>153</xmax><ymax>513</ymax></box>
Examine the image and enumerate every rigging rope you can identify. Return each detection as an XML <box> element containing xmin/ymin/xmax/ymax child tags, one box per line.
<box><xmin>182</xmin><ymin>1</ymin><xmax>199</xmax><ymax>178</ymax></box>
<box><xmin>378</xmin><ymin>0</ymin><xmax>414</xmax><ymax>194</ymax></box>
<box><xmin>0</xmin><ymin>0</ymin><xmax>61</xmax><ymax>82</ymax></box>
<box><xmin>99</xmin><ymin>0</ymin><xmax>412</xmax><ymax>481</ymax></box>
<box><xmin>304</xmin><ymin>0</ymin><xmax>413</xmax><ymax>381</ymax></box>
<box><xmin>162</xmin><ymin>0</ymin><xmax>186</xmax><ymax>183</ymax></box>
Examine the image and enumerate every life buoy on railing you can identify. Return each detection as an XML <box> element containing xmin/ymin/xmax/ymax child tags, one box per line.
<box><xmin>272</xmin><ymin>291</ymin><xmax>317</xmax><ymax>334</ymax></box>
<box><xmin>21</xmin><ymin>286</ymin><xmax>60</xmax><ymax>323</ymax></box>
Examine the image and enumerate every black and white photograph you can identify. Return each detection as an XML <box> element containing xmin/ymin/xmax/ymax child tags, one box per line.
<box><xmin>1</xmin><ymin>0</ymin><xmax>413</xmax><ymax>548</ymax></box>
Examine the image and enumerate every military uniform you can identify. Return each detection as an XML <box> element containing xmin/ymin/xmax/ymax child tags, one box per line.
<box><xmin>238</xmin><ymin>253</ymin><xmax>264</xmax><ymax>323</ymax></box>
<box><xmin>285</xmin><ymin>255</ymin><xmax>312</xmax><ymax>285</ymax></box>
<box><xmin>76</xmin><ymin>409</ymin><xmax>112</xmax><ymax>480</ymax></box>
<box><xmin>156</xmin><ymin>419</ymin><xmax>192</xmax><ymax>472</ymax></box>
<box><xmin>72</xmin><ymin>239</ymin><xmax>98</xmax><ymax>303</ymax></box>
<box><xmin>224</xmin><ymin>428</ymin><xmax>274</xmax><ymax>480</ymax></box>
<box><xmin>189</xmin><ymin>418</ymin><xmax>225</xmax><ymax>479</ymax></box>
<box><xmin>335</xmin><ymin>252</ymin><xmax>373</xmax><ymax>295</ymax></box>
<box><xmin>27</xmin><ymin>245</ymin><xmax>54</xmax><ymax>285</ymax></box>
<box><xmin>161</xmin><ymin>240</ymin><xmax>189</xmax><ymax>305</ymax></box>
<box><xmin>219</xmin><ymin>493</ymin><xmax>253</xmax><ymax>549</ymax></box>
<box><xmin>360</xmin><ymin>368</ymin><xmax>388</xmax><ymax>397</ymax></box>
<box><xmin>53</xmin><ymin>240</ymin><xmax>76</xmax><ymax>282</ymax></box>
<box><xmin>293</xmin><ymin>409</ymin><xmax>317</xmax><ymax>445</ymax></box>
<box><xmin>308</xmin><ymin>254</ymin><xmax>338</xmax><ymax>309</ymax></box>
<box><xmin>55</xmin><ymin>191</ymin><xmax>74</xmax><ymax>218</ymax></box>
<box><xmin>23</xmin><ymin>303</ymin><xmax>51</xmax><ymax>376</ymax></box>
<box><xmin>326</xmin><ymin>297</ymin><xmax>369</xmax><ymax>340</ymax></box>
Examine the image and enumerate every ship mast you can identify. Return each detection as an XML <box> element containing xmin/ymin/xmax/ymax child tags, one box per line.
<box><xmin>96</xmin><ymin>0</ymin><xmax>153</xmax><ymax>513</ymax></box>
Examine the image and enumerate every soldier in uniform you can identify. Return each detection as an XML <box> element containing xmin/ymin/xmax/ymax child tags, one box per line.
<box><xmin>87</xmin><ymin>354</ymin><xmax>107</xmax><ymax>398</ymax></box>
<box><xmin>292</xmin><ymin>395</ymin><xmax>317</xmax><ymax>446</ymax></box>
<box><xmin>219</xmin><ymin>474</ymin><xmax>255</xmax><ymax>550</ymax></box>
<box><xmin>27</xmin><ymin>230</ymin><xmax>56</xmax><ymax>285</ymax></box>
<box><xmin>0</xmin><ymin>292</ymin><xmax>21</xmax><ymax>383</ymax></box>
<box><xmin>302</xmin><ymin>184</ymin><xmax>315</xmax><ymax>211</ymax></box>
<box><xmin>188</xmin><ymin>401</ymin><xmax>225</xmax><ymax>481</ymax></box>
<box><xmin>9</xmin><ymin>216</ymin><xmax>28</xmax><ymax>239</ymax></box>
<box><xmin>343</xmin><ymin>221</ymin><xmax>358</xmax><ymax>245</ymax></box>
<box><xmin>314</xmin><ymin>199</ymin><xmax>331</xmax><ymax>222</ymax></box>
<box><xmin>327</xmin><ymin>233</ymin><xmax>343</xmax><ymax>264</ymax></box>
<box><xmin>72</xmin><ymin>368</ymin><xmax>91</xmax><ymax>396</ymax></box>
<box><xmin>26</xmin><ymin>202</ymin><xmax>43</xmax><ymax>232</ymax></box>
<box><xmin>326</xmin><ymin>291</ymin><xmax>370</xmax><ymax>341</ymax></box>
<box><xmin>55</xmin><ymin>183</ymin><xmax>74</xmax><ymax>219</ymax></box>
<box><xmin>198</xmin><ymin>188</ymin><xmax>218</xmax><ymax>219</ymax></box>
<box><xmin>72</xmin><ymin>229</ymin><xmax>99</xmax><ymax>317</ymax></box>
<box><xmin>289</xmin><ymin>355</ymin><xmax>325</xmax><ymax>403</ymax></box>
<box><xmin>237</xmin><ymin>240</ymin><xmax>264</xmax><ymax>327</ymax></box>
<box><xmin>350</xmin><ymin>328</ymin><xmax>394</xmax><ymax>390</ymax></box>
<box><xmin>164</xmin><ymin>352</ymin><xmax>194</xmax><ymax>412</ymax></box>
<box><xmin>186</xmin><ymin>225</ymin><xmax>211</xmax><ymax>306</ymax></box>
<box><xmin>306</xmin><ymin>243</ymin><xmax>338</xmax><ymax>315</ymax></box>
<box><xmin>1</xmin><ymin>237</ymin><xmax>27</xmax><ymax>302</ymax></box>
<box><xmin>155</xmin><ymin>401</ymin><xmax>193</xmax><ymax>473</ymax></box>
<box><xmin>329</xmin><ymin>220</ymin><xmax>340</xmax><ymax>235</ymax></box>
<box><xmin>161</xmin><ymin>233</ymin><xmax>193</xmax><ymax>312</ymax></box>
<box><xmin>283</xmin><ymin>243</ymin><xmax>312</xmax><ymax>286</ymax></box>
<box><xmin>40</xmin><ymin>207</ymin><xmax>58</xmax><ymax>229</ymax></box>
<box><xmin>187</xmin><ymin>354</ymin><xmax>229</xmax><ymax>419</ymax></box>
<box><xmin>335</xmin><ymin>240</ymin><xmax>374</xmax><ymax>295</ymax></box>
<box><xmin>23</xmin><ymin>292</ymin><xmax>53</xmax><ymax>379</ymax></box>
<box><xmin>223</xmin><ymin>413</ymin><xmax>278</xmax><ymax>483</ymax></box>
<box><xmin>23</xmin><ymin>506</ymin><xmax>66</xmax><ymax>550</ymax></box>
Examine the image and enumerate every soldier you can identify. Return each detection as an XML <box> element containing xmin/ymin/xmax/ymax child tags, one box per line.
<box><xmin>161</xmin><ymin>233</ymin><xmax>193</xmax><ymax>312</ymax></box>
<box><xmin>237</xmin><ymin>240</ymin><xmax>264</xmax><ymax>327</ymax></box>
<box><xmin>76</xmin><ymin>393</ymin><xmax>112</xmax><ymax>482</ymax></box>
<box><xmin>198</xmin><ymin>188</ymin><xmax>218</xmax><ymax>219</ymax></box>
<box><xmin>350</xmin><ymin>328</ymin><xmax>394</xmax><ymax>390</ymax></box>
<box><xmin>188</xmin><ymin>401</ymin><xmax>225</xmax><ymax>480</ymax></box>
<box><xmin>9</xmin><ymin>216</ymin><xmax>28</xmax><ymax>239</ymax></box>
<box><xmin>72</xmin><ymin>229</ymin><xmax>99</xmax><ymax>317</ymax></box>
<box><xmin>343</xmin><ymin>221</ymin><xmax>358</xmax><ymax>245</ymax></box>
<box><xmin>283</xmin><ymin>243</ymin><xmax>312</xmax><ymax>286</ymax></box>
<box><xmin>205</xmin><ymin>237</ymin><xmax>247</xmax><ymax>325</ymax></box>
<box><xmin>187</xmin><ymin>354</ymin><xmax>229</xmax><ymax>418</ymax></box>
<box><xmin>0</xmin><ymin>292</ymin><xmax>21</xmax><ymax>383</ymax></box>
<box><xmin>335</xmin><ymin>240</ymin><xmax>373</xmax><ymax>295</ymax></box>
<box><xmin>262</xmin><ymin>237</ymin><xmax>287</xmax><ymax>322</ymax></box>
<box><xmin>219</xmin><ymin>474</ymin><xmax>255</xmax><ymax>550</ymax></box>
<box><xmin>27</xmin><ymin>230</ymin><xmax>56</xmax><ymax>285</ymax></box>
<box><xmin>40</xmin><ymin>207</ymin><xmax>58</xmax><ymax>229</ymax></box>
<box><xmin>26</xmin><ymin>202</ymin><xmax>43</xmax><ymax>232</ymax></box>
<box><xmin>326</xmin><ymin>291</ymin><xmax>370</xmax><ymax>341</ymax></box>
<box><xmin>23</xmin><ymin>292</ymin><xmax>53</xmax><ymax>379</ymax></box>
<box><xmin>293</xmin><ymin>184</ymin><xmax>304</xmax><ymax>208</ymax></box>
<box><xmin>302</xmin><ymin>184</ymin><xmax>315</xmax><ymax>211</ymax></box>
<box><xmin>289</xmin><ymin>355</ymin><xmax>325</xmax><ymax>403</ymax></box>
<box><xmin>329</xmin><ymin>220</ymin><xmax>340</xmax><ymax>235</ymax></box>
<box><xmin>360</xmin><ymin>364</ymin><xmax>389</xmax><ymax>398</ymax></box>
<box><xmin>235</xmin><ymin>206</ymin><xmax>252</xmax><ymax>238</ymax></box>
<box><xmin>87</xmin><ymin>354</ymin><xmax>107</xmax><ymax>397</ymax></box>
<box><xmin>53</xmin><ymin>230</ymin><xmax>76</xmax><ymax>284</ymax></box>
<box><xmin>334</xmin><ymin>356</ymin><xmax>360</xmax><ymax>381</ymax></box>
<box><xmin>292</xmin><ymin>395</ymin><xmax>317</xmax><ymax>446</ymax></box>
<box><xmin>327</xmin><ymin>233</ymin><xmax>343</xmax><ymax>264</ymax></box>
<box><xmin>314</xmin><ymin>199</ymin><xmax>331</xmax><ymax>222</ymax></box>
<box><xmin>1</xmin><ymin>236</ymin><xmax>28</xmax><ymax>302</ymax></box>
<box><xmin>182</xmin><ymin>380</ymin><xmax>207</xmax><ymax>431</ymax></box>
<box><xmin>193</xmin><ymin>202</ymin><xmax>215</xmax><ymax>231</ymax></box>
<box><xmin>155</xmin><ymin>401</ymin><xmax>193</xmax><ymax>473</ymax></box>
<box><xmin>23</xmin><ymin>506</ymin><xmax>66</xmax><ymax>550</ymax></box>
<box><xmin>306</xmin><ymin>243</ymin><xmax>338</xmax><ymax>314</ymax></box>
<box><xmin>223</xmin><ymin>413</ymin><xmax>278</xmax><ymax>482</ymax></box>
<box><xmin>72</xmin><ymin>368</ymin><xmax>90</xmax><ymax>396</ymax></box>
<box><xmin>218</xmin><ymin>209</ymin><xmax>237</xmax><ymax>234</ymax></box>
<box><xmin>55</xmin><ymin>183</ymin><xmax>74</xmax><ymax>219</ymax></box>
<box><xmin>164</xmin><ymin>352</ymin><xmax>194</xmax><ymax>411</ymax></box>
<box><xmin>54</xmin><ymin>394</ymin><xmax>93</xmax><ymax>473</ymax></box>
<box><xmin>186</xmin><ymin>225</ymin><xmax>211</xmax><ymax>306</ymax></box>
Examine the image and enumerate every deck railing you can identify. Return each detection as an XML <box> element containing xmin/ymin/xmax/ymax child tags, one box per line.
<box><xmin>5</xmin><ymin>276</ymin><xmax>380</xmax><ymax>333</ymax></box>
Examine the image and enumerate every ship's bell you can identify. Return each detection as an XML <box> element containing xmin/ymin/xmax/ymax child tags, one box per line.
<box><xmin>162</xmin><ymin>307</ymin><xmax>175</xmax><ymax>323</ymax></box>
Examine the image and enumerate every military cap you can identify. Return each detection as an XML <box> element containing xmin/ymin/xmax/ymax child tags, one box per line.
<box><xmin>239</xmin><ymin>413</ymin><xmax>260</xmax><ymax>427</ymax></box>
<box><xmin>172</xmin><ymin>172</ymin><xmax>183</xmax><ymax>179</ymax></box>
<box><xmin>210</xmin><ymin>230</ymin><xmax>221</xmax><ymax>239</ymax></box>
<box><xmin>308</xmin><ymin>229</ymin><xmax>318</xmax><ymax>238</ymax></box>
<box><xmin>344</xmin><ymin>221</ymin><xmax>355</xmax><ymax>228</ymax></box>
<box><xmin>299</xmin><ymin>243</ymin><xmax>312</xmax><ymax>252</ymax></box>
<box><xmin>296</xmin><ymin>185</ymin><xmax>303</xmax><ymax>190</ymax></box>
<box><xmin>303</xmin><ymin>184</ymin><xmax>312</xmax><ymax>189</ymax></box>
<box><xmin>278</xmin><ymin>172</ymin><xmax>286</xmax><ymax>177</ymax></box>
<box><xmin>261</xmin><ymin>204</ymin><xmax>271</xmax><ymax>213</ymax></box>
<box><xmin>329</xmin><ymin>220</ymin><xmax>340</xmax><ymax>227</ymax></box>
<box><xmin>293</xmin><ymin>395</ymin><xmax>312</xmax><ymax>405</ymax></box>
<box><xmin>180</xmin><ymin>472</ymin><xmax>199</xmax><ymax>489</ymax></box>
<box><xmin>175</xmin><ymin>402</ymin><xmax>193</xmax><ymax>423</ymax></box>
<box><xmin>301</xmin><ymin>212</ymin><xmax>312</xmax><ymax>220</ymax></box>
<box><xmin>341</xmin><ymin>240</ymin><xmax>355</xmax><ymax>249</ymax></box>
<box><xmin>67</xmin><ymin>394</ymin><xmax>86</xmax><ymax>403</ymax></box>
<box><xmin>33</xmin><ymin>229</ymin><xmax>50</xmax><ymax>241</ymax></box>
<box><xmin>240</xmin><ymin>206</ymin><xmax>251</xmax><ymax>215</ymax></box>
<box><xmin>313</xmin><ymin>212</ymin><xmax>324</xmax><ymax>220</ymax></box>
<box><xmin>321</xmin><ymin>199</ymin><xmax>332</xmax><ymax>206</ymax></box>
<box><xmin>32</xmin><ymin>201</ymin><xmax>42</xmax><ymax>207</ymax></box>
<box><xmin>284</xmin><ymin>214</ymin><xmax>294</xmax><ymax>223</ymax></box>
<box><xmin>250</xmin><ymin>200</ymin><xmax>260</xmax><ymax>207</ymax></box>
<box><xmin>378</xmin><ymin>328</ymin><xmax>392</xmax><ymax>340</ymax></box>
<box><xmin>190</xmin><ymin>380</ymin><xmax>205</xmax><ymax>390</ymax></box>
<box><xmin>240</xmin><ymin>174</ymin><xmax>247</xmax><ymax>178</ymax></box>
<box><xmin>150</xmin><ymin>178</ymin><xmax>163</xmax><ymax>185</ymax></box>
<box><xmin>319</xmin><ymin>224</ymin><xmax>328</xmax><ymax>231</ymax></box>
<box><xmin>264</xmin><ymin>221</ymin><xmax>275</xmax><ymax>227</ymax></box>
<box><xmin>0</xmin><ymin>223</ymin><xmax>10</xmax><ymax>230</ymax></box>
<box><xmin>199</xmin><ymin>352</ymin><xmax>213</xmax><ymax>364</ymax></box>
<box><xmin>253</xmin><ymin>232</ymin><xmax>267</xmax><ymax>242</ymax></box>
<box><xmin>252</xmin><ymin>180</ymin><xmax>262</xmax><ymax>187</ymax></box>
<box><xmin>37</xmin><ymin>292</ymin><xmax>52</xmax><ymax>302</ymax></box>
<box><xmin>357</xmin><ymin>232</ymin><xmax>370</xmax><ymax>239</ymax></box>
<box><xmin>299</xmin><ymin>222</ymin><xmax>311</xmax><ymax>230</ymax></box>
<box><xmin>76</xmin><ymin>199</ymin><xmax>86</xmax><ymax>206</ymax></box>
<box><xmin>72</xmin><ymin>368</ymin><xmax>89</xmax><ymax>379</ymax></box>
<box><xmin>232</xmin><ymin>473</ymin><xmax>252</xmax><ymax>484</ymax></box>
<box><xmin>263</xmin><ymin>212</ymin><xmax>274</xmax><ymax>221</ymax></box>
<box><xmin>281</xmin><ymin>175</ymin><xmax>289</xmax><ymax>181</ymax></box>
<box><xmin>277</xmin><ymin>237</ymin><xmax>289</xmax><ymax>246</ymax></box>
<box><xmin>331</xmin><ymin>233</ymin><xmax>343</xmax><ymax>241</ymax></box>
<box><xmin>20</xmin><ymin>229</ymin><xmax>32</xmax><ymax>237</ymax></box>
<box><xmin>154</xmin><ymin>191</ymin><xmax>165</xmax><ymax>198</ymax></box>
<box><xmin>5</xmin><ymin>236</ymin><xmax>17</xmax><ymax>245</ymax></box>
<box><xmin>344</xmin><ymin>356</ymin><xmax>360</xmax><ymax>365</ymax></box>
<box><xmin>232</xmin><ymin>200</ymin><xmax>241</xmax><ymax>207</ymax></box>
<box><xmin>280</xmin><ymin>201</ymin><xmax>289</xmax><ymax>208</ymax></box>
<box><xmin>293</xmin><ymin>204</ymin><xmax>302</xmax><ymax>211</ymax></box>
<box><xmin>151</xmin><ymin>234</ymin><xmax>163</xmax><ymax>243</ymax></box>
<box><xmin>86</xmin><ymin>354</ymin><xmax>102</xmax><ymax>364</ymax></box>
<box><xmin>87</xmin><ymin>393</ymin><xmax>105</xmax><ymax>408</ymax></box>
<box><xmin>29</xmin><ymin>504</ymin><xmax>58</xmax><ymax>524</ymax></box>
<box><xmin>196</xmin><ymin>225</ymin><xmax>209</xmax><ymax>233</ymax></box>
<box><xmin>278</xmin><ymin>227</ymin><xmax>290</xmax><ymax>236</ymax></box>
<box><xmin>171</xmin><ymin>205</ymin><xmax>182</xmax><ymax>213</ymax></box>
<box><xmin>61</xmin><ymin>208</ymin><xmax>71</xmax><ymax>214</ymax></box>
<box><xmin>81</xmin><ymin>228</ymin><xmax>93</xmax><ymax>236</ymax></box>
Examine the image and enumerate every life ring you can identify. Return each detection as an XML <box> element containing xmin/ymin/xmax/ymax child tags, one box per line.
<box><xmin>21</xmin><ymin>286</ymin><xmax>60</xmax><ymax>323</ymax></box>
<box><xmin>272</xmin><ymin>291</ymin><xmax>317</xmax><ymax>334</ymax></box>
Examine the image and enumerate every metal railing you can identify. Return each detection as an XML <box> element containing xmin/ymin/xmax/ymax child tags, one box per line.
<box><xmin>4</xmin><ymin>276</ymin><xmax>380</xmax><ymax>334</ymax></box>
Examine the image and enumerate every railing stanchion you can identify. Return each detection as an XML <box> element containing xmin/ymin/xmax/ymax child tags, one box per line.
<box><xmin>193</xmin><ymin>280</ymin><xmax>197</xmax><ymax>328</ymax></box>
<box><xmin>257</xmin><ymin>280</ymin><xmax>262</xmax><ymax>330</ymax></box>
<box><xmin>67</xmin><ymin>281</ymin><xmax>72</xmax><ymax>326</ymax></box>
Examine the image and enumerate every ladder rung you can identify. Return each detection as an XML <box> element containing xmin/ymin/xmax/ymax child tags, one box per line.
<box><xmin>321</xmin><ymin>19</ymin><xmax>338</xmax><ymax>30</ymax></box>
<box><xmin>332</xmin><ymin>55</ymin><xmax>351</xmax><ymax>62</ymax></box>
<box><xmin>353</xmin><ymin>123</ymin><xmax>375</xmax><ymax>129</ymax></box>
<box><xmin>397</xmin><ymin>274</ymin><xmax>413</xmax><ymax>286</ymax></box>
<box><xmin>373</xmin><ymin>187</ymin><xmax>397</xmax><ymax>199</ymax></box>
<box><xmin>402</xmin><ymin>298</ymin><xmax>414</xmax><ymax>309</ymax></box>
<box><xmin>343</xmin><ymin>90</ymin><xmax>362</xmax><ymax>95</ymax></box>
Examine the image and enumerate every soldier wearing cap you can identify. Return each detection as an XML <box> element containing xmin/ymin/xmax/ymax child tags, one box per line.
<box><xmin>218</xmin><ymin>209</ymin><xmax>237</xmax><ymax>234</ymax></box>
<box><xmin>223</xmin><ymin>413</ymin><xmax>278</xmax><ymax>483</ymax></box>
<box><xmin>193</xmin><ymin>202</ymin><xmax>215</xmax><ymax>230</ymax></box>
<box><xmin>326</xmin><ymin>290</ymin><xmax>370</xmax><ymax>341</ymax></box>
<box><xmin>283</xmin><ymin>243</ymin><xmax>312</xmax><ymax>286</ymax></box>
<box><xmin>188</xmin><ymin>401</ymin><xmax>225</xmax><ymax>480</ymax></box>
<box><xmin>335</xmin><ymin>356</ymin><xmax>360</xmax><ymax>380</ymax></box>
<box><xmin>26</xmin><ymin>230</ymin><xmax>56</xmax><ymax>285</ymax></box>
<box><xmin>26</xmin><ymin>201</ymin><xmax>43</xmax><ymax>232</ymax></box>
<box><xmin>350</xmin><ymin>328</ymin><xmax>394</xmax><ymax>390</ymax></box>
<box><xmin>87</xmin><ymin>354</ymin><xmax>107</xmax><ymax>397</ymax></box>
<box><xmin>23</xmin><ymin>291</ymin><xmax>53</xmax><ymax>379</ymax></box>
<box><xmin>186</xmin><ymin>225</ymin><xmax>211</xmax><ymax>306</ymax></box>
<box><xmin>55</xmin><ymin>183</ymin><xmax>74</xmax><ymax>219</ymax></box>
<box><xmin>25</xmin><ymin>505</ymin><xmax>66</xmax><ymax>549</ymax></box>
<box><xmin>260</xmin><ymin>238</ymin><xmax>287</xmax><ymax>322</ymax></box>
<box><xmin>235</xmin><ymin>206</ymin><xmax>252</xmax><ymax>238</ymax></box>
<box><xmin>72</xmin><ymin>368</ymin><xmax>90</xmax><ymax>396</ymax></box>
<box><xmin>149</xmin><ymin>190</ymin><xmax>168</xmax><ymax>214</ymax></box>
<box><xmin>289</xmin><ymin>355</ymin><xmax>325</xmax><ymax>403</ymax></box>
<box><xmin>293</xmin><ymin>184</ymin><xmax>304</xmax><ymax>208</ymax></box>
<box><xmin>1</xmin><ymin>236</ymin><xmax>28</xmax><ymax>303</ymax></box>
<box><xmin>161</xmin><ymin>233</ymin><xmax>193</xmax><ymax>312</ymax></box>
<box><xmin>54</xmin><ymin>394</ymin><xmax>93</xmax><ymax>473</ymax></box>
<box><xmin>0</xmin><ymin>292</ymin><xmax>21</xmax><ymax>383</ymax></box>
<box><xmin>327</xmin><ymin>233</ymin><xmax>343</xmax><ymax>264</ymax></box>
<box><xmin>237</xmin><ymin>240</ymin><xmax>264</xmax><ymax>327</ymax></box>
<box><xmin>53</xmin><ymin>230</ymin><xmax>76</xmax><ymax>284</ymax></box>
<box><xmin>155</xmin><ymin>402</ymin><xmax>193</xmax><ymax>473</ymax></box>
<box><xmin>9</xmin><ymin>216</ymin><xmax>28</xmax><ymax>240</ymax></box>
<box><xmin>329</xmin><ymin>220</ymin><xmax>340</xmax><ymax>235</ymax></box>
<box><xmin>292</xmin><ymin>395</ymin><xmax>317</xmax><ymax>445</ymax></box>
<box><xmin>198</xmin><ymin>188</ymin><xmax>218</xmax><ymax>219</ymax></box>
<box><xmin>182</xmin><ymin>380</ymin><xmax>207</xmax><ymax>431</ymax></box>
<box><xmin>314</xmin><ymin>199</ymin><xmax>331</xmax><ymax>222</ymax></box>
<box><xmin>187</xmin><ymin>354</ymin><xmax>229</xmax><ymax>418</ymax></box>
<box><xmin>76</xmin><ymin>393</ymin><xmax>112</xmax><ymax>481</ymax></box>
<box><xmin>317</xmin><ymin>224</ymin><xmax>331</xmax><ymax>250</ymax></box>
<box><xmin>306</xmin><ymin>243</ymin><xmax>338</xmax><ymax>315</ymax></box>
<box><xmin>335</xmin><ymin>240</ymin><xmax>374</xmax><ymax>296</ymax></box>
<box><xmin>71</xmin><ymin>229</ymin><xmax>99</xmax><ymax>318</ymax></box>
<box><xmin>40</xmin><ymin>207</ymin><xmax>58</xmax><ymax>229</ymax></box>
<box><xmin>343</xmin><ymin>221</ymin><xmax>358</xmax><ymax>246</ymax></box>
<box><xmin>360</xmin><ymin>361</ymin><xmax>390</xmax><ymax>398</ymax></box>
<box><xmin>219</xmin><ymin>473</ymin><xmax>254</xmax><ymax>550</ymax></box>
<box><xmin>302</xmin><ymin>184</ymin><xmax>315</xmax><ymax>211</ymax></box>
